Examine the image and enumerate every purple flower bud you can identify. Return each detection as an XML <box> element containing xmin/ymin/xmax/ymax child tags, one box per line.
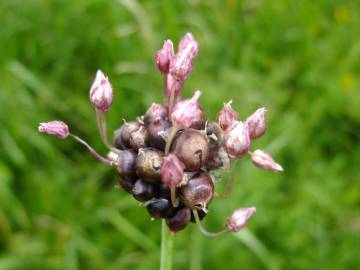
<box><xmin>223</xmin><ymin>121</ymin><xmax>251</xmax><ymax>158</ymax></box>
<box><xmin>251</xmin><ymin>149</ymin><xmax>283</xmax><ymax>172</ymax></box>
<box><xmin>170</xmin><ymin>90</ymin><xmax>205</xmax><ymax>129</ymax></box>
<box><xmin>155</xmin><ymin>39</ymin><xmax>174</xmax><ymax>74</ymax></box>
<box><xmin>245</xmin><ymin>107</ymin><xmax>267</xmax><ymax>139</ymax></box>
<box><xmin>226</xmin><ymin>207</ymin><xmax>256</xmax><ymax>232</ymax></box>
<box><xmin>38</xmin><ymin>120</ymin><xmax>70</xmax><ymax>139</ymax></box>
<box><xmin>89</xmin><ymin>70</ymin><xmax>114</xmax><ymax>112</ymax></box>
<box><xmin>217</xmin><ymin>100</ymin><xmax>239</xmax><ymax>131</ymax></box>
<box><xmin>169</xmin><ymin>33</ymin><xmax>199</xmax><ymax>81</ymax></box>
<box><xmin>161</xmin><ymin>154</ymin><xmax>185</xmax><ymax>187</ymax></box>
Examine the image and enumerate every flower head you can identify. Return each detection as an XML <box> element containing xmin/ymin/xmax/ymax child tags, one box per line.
<box><xmin>217</xmin><ymin>100</ymin><xmax>239</xmax><ymax>131</ymax></box>
<box><xmin>89</xmin><ymin>70</ymin><xmax>114</xmax><ymax>112</ymax></box>
<box><xmin>251</xmin><ymin>149</ymin><xmax>283</xmax><ymax>172</ymax></box>
<box><xmin>226</xmin><ymin>207</ymin><xmax>256</xmax><ymax>232</ymax></box>
<box><xmin>223</xmin><ymin>121</ymin><xmax>251</xmax><ymax>158</ymax></box>
<box><xmin>38</xmin><ymin>120</ymin><xmax>70</xmax><ymax>139</ymax></box>
<box><xmin>245</xmin><ymin>107</ymin><xmax>267</xmax><ymax>139</ymax></box>
<box><xmin>155</xmin><ymin>39</ymin><xmax>174</xmax><ymax>74</ymax></box>
<box><xmin>170</xmin><ymin>90</ymin><xmax>205</xmax><ymax>129</ymax></box>
<box><xmin>161</xmin><ymin>154</ymin><xmax>185</xmax><ymax>187</ymax></box>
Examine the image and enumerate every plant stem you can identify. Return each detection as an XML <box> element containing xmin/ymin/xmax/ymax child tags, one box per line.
<box><xmin>95</xmin><ymin>109</ymin><xmax>121</xmax><ymax>154</ymax></box>
<box><xmin>160</xmin><ymin>219</ymin><xmax>173</xmax><ymax>270</ymax></box>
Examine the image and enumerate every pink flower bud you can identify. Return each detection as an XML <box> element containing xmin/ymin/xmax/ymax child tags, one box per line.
<box><xmin>223</xmin><ymin>121</ymin><xmax>251</xmax><ymax>158</ymax></box>
<box><xmin>155</xmin><ymin>39</ymin><xmax>174</xmax><ymax>74</ymax></box>
<box><xmin>89</xmin><ymin>70</ymin><xmax>114</xmax><ymax>112</ymax></box>
<box><xmin>38</xmin><ymin>120</ymin><xmax>70</xmax><ymax>139</ymax></box>
<box><xmin>245</xmin><ymin>107</ymin><xmax>267</xmax><ymax>139</ymax></box>
<box><xmin>251</xmin><ymin>149</ymin><xmax>283</xmax><ymax>172</ymax></box>
<box><xmin>226</xmin><ymin>207</ymin><xmax>256</xmax><ymax>232</ymax></box>
<box><xmin>217</xmin><ymin>100</ymin><xmax>239</xmax><ymax>131</ymax></box>
<box><xmin>178</xmin><ymin>33</ymin><xmax>199</xmax><ymax>60</ymax></box>
<box><xmin>169</xmin><ymin>33</ymin><xmax>199</xmax><ymax>81</ymax></box>
<box><xmin>161</xmin><ymin>154</ymin><xmax>185</xmax><ymax>187</ymax></box>
<box><xmin>170</xmin><ymin>90</ymin><xmax>205</xmax><ymax>129</ymax></box>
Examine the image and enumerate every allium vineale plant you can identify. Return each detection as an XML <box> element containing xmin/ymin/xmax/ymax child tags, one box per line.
<box><xmin>39</xmin><ymin>33</ymin><xmax>283</xmax><ymax>261</ymax></box>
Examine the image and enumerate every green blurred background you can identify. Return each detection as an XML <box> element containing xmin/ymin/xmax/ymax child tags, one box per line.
<box><xmin>0</xmin><ymin>0</ymin><xmax>359</xmax><ymax>269</ymax></box>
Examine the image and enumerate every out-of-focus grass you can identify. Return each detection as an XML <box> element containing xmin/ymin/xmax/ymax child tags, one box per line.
<box><xmin>0</xmin><ymin>0</ymin><xmax>359</xmax><ymax>269</ymax></box>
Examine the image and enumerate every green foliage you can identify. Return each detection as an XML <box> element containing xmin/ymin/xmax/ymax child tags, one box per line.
<box><xmin>0</xmin><ymin>0</ymin><xmax>359</xmax><ymax>269</ymax></box>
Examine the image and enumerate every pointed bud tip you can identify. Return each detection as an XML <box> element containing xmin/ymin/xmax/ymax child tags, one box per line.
<box><xmin>251</xmin><ymin>149</ymin><xmax>283</xmax><ymax>172</ymax></box>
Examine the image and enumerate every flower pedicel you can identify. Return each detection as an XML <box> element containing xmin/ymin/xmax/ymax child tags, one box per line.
<box><xmin>39</xmin><ymin>33</ymin><xmax>283</xmax><ymax>236</ymax></box>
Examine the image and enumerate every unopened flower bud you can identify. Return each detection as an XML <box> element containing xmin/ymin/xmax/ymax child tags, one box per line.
<box><xmin>178</xmin><ymin>33</ymin><xmax>199</xmax><ymax>61</ymax></box>
<box><xmin>89</xmin><ymin>70</ymin><xmax>114</xmax><ymax>112</ymax></box>
<box><xmin>217</xmin><ymin>101</ymin><xmax>239</xmax><ymax>131</ymax></box>
<box><xmin>251</xmin><ymin>149</ymin><xmax>283</xmax><ymax>172</ymax></box>
<box><xmin>245</xmin><ymin>107</ymin><xmax>267</xmax><ymax>139</ymax></box>
<box><xmin>169</xmin><ymin>33</ymin><xmax>199</xmax><ymax>81</ymax></box>
<box><xmin>171</xmin><ymin>90</ymin><xmax>205</xmax><ymax>129</ymax></box>
<box><xmin>226</xmin><ymin>207</ymin><xmax>256</xmax><ymax>232</ymax></box>
<box><xmin>155</xmin><ymin>40</ymin><xmax>174</xmax><ymax>74</ymax></box>
<box><xmin>223</xmin><ymin>121</ymin><xmax>251</xmax><ymax>158</ymax></box>
<box><xmin>161</xmin><ymin>154</ymin><xmax>185</xmax><ymax>187</ymax></box>
<box><xmin>38</xmin><ymin>121</ymin><xmax>69</xmax><ymax>139</ymax></box>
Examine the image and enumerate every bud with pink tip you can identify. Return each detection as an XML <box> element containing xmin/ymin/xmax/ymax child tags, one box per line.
<box><xmin>251</xmin><ymin>149</ymin><xmax>283</xmax><ymax>172</ymax></box>
<box><xmin>169</xmin><ymin>33</ymin><xmax>199</xmax><ymax>81</ymax></box>
<box><xmin>170</xmin><ymin>90</ymin><xmax>205</xmax><ymax>129</ymax></box>
<box><xmin>223</xmin><ymin>121</ymin><xmax>251</xmax><ymax>158</ymax></box>
<box><xmin>226</xmin><ymin>207</ymin><xmax>256</xmax><ymax>232</ymax></box>
<box><xmin>89</xmin><ymin>70</ymin><xmax>114</xmax><ymax>112</ymax></box>
<box><xmin>161</xmin><ymin>154</ymin><xmax>185</xmax><ymax>187</ymax></box>
<box><xmin>217</xmin><ymin>100</ymin><xmax>239</xmax><ymax>131</ymax></box>
<box><xmin>245</xmin><ymin>107</ymin><xmax>267</xmax><ymax>139</ymax></box>
<box><xmin>38</xmin><ymin>121</ymin><xmax>70</xmax><ymax>139</ymax></box>
<box><xmin>155</xmin><ymin>39</ymin><xmax>174</xmax><ymax>74</ymax></box>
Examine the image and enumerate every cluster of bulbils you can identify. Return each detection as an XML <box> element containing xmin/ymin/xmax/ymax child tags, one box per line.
<box><xmin>39</xmin><ymin>33</ymin><xmax>283</xmax><ymax>236</ymax></box>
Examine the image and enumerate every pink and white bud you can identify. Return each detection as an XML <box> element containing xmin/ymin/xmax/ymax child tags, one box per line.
<box><xmin>217</xmin><ymin>100</ymin><xmax>239</xmax><ymax>131</ymax></box>
<box><xmin>161</xmin><ymin>154</ymin><xmax>185</xmax><ymax>187</ymax></box>
<box><xmin>38</xmin><ymin>120</ymin><xmax>70</xmax><ymax>139</ymax></box>
<box><xmin>226</xmin><ymin>207</ymin><xmax>256</xmax><ymax>232</ymax></box>
<box><xmin>223</xmin><ymin>121</ymin><xmax>251</xmax><ymax>158</ymax></box>
<box><xmin>245</xmin><ymin>107</ymin><xmax>267</xmax><ymax>139</ymax></box>
<box><xmin>169</xmin><ymin>33</ymin><xmax>199</xmax><ymax>81</ymax></box>
<box><xmin>89</xmin><ymin>70</ymin><xmax>114</xmax><ymax>112</ymax></box>
<box><xmin>251</xmin><ymin>149</ymin><xmax>283</xmax><ymax>172</ymax></box>
<box><xmin>178</xmin><ymin>33</ymin><xmax>199</xmax><ymax>60</ymax></box>
<box><xmin>155</xmin><ymin>39</ymin><xmax>174</xmax><ymax>74</ymax></box>
<box><xmin>170</xmin><ymin>90</ymin><xmax>205</xmax><ymax>129</ymax></box>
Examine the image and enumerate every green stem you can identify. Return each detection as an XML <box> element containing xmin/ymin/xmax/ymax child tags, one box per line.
<box><xmin>160</xmin><ymin>220</ymin><xmax>173</xmax><ymax>270</ymax></box>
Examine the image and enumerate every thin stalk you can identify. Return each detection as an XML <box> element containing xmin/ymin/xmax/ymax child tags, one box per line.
<box><xmin>170</xmin><ymin>186</ymin><xmax>179</xmax><ymax>207</ymax></box>
<box><xmin>160</xmin><ymin>219</ymin><xmax>173</xmax><ymax>270</ymax></box>
<box><xmin>216</xmin><ymin>160</ymin><xmax>237</xmax><ymax>199</ymax></box>
<box><xmin>192</xmin><ymin>210</ymin><xmax>227</xmax><ymax>237</ymax></box>
<box><xmin>69</xmin><ymin>134</ymin><xmax>113</xmax><ymax>165</ymax></box>
<box><xmin>95</xmin><ymin>109</ymin><xmax>121</xmax><ymax>154</ymax></box>
<box><xmin>164</xmin><ymin>126</ymin><xmax>180</xmax><ymax>155</ymax></box>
